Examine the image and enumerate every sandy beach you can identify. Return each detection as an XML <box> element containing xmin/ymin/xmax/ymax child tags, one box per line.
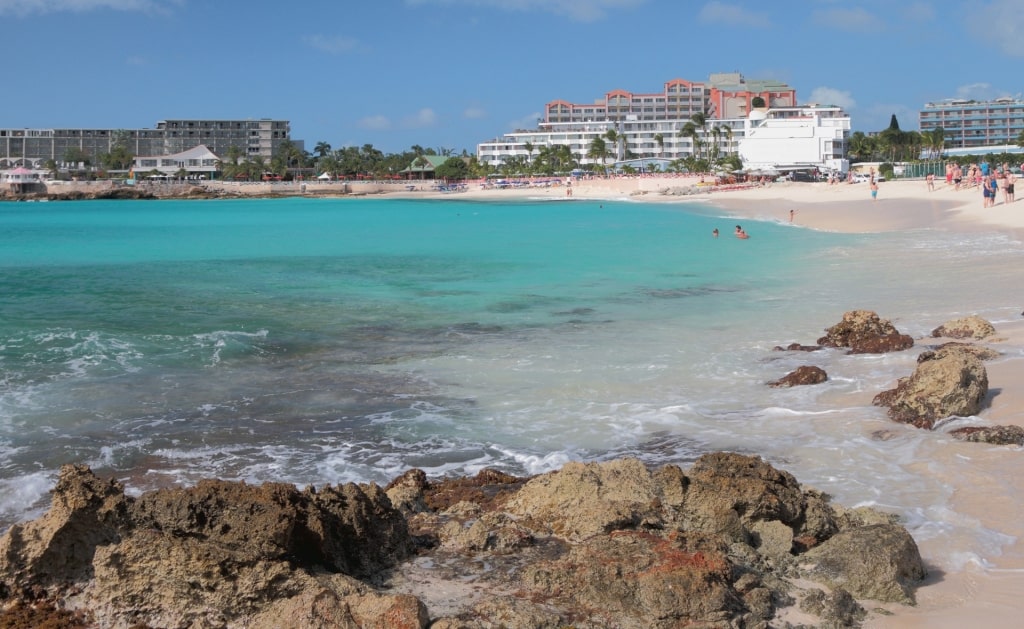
<box><xmin>390</xmin><ymin>175</ymin><xmax>1024</xmax><ymax>627</ymax></box>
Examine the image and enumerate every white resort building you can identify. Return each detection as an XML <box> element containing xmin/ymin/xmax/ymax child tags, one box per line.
<box><xmin>478</xmin><ymin>105</ymin><xmax>850</xmax><ymax>174</ymax></box>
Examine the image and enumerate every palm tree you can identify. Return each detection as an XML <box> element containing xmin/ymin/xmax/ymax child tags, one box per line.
<box><xmin>603</xmin><ymin>129</ymin><xmax>619</xmax><ymax>163</ymax></box>
<box><xmin>314</xmin><ymin>141</ymin><xmax>332</xmax><ymax>159</ymax></box>
<box><xmin>1016</xmin><ymin>129</ymin><xmax>1024</xmax><ymax>148</ymax></box>
<box><xmin>709</xmin><ymin>126</ymin><xmax>722</xmax><ymax>162</ymax></box>
<box><xmin>678</xmin><ymin>122</ymin><xmax>701</xmax><ymax>161</ymax></box>
<box><xmin>721</xmin><ymin>125</ymin><xmax>734</xmax><ymax>155</ymax></box>
<box><xmin>925</xmin><ymin>127</ymin><xmax>946</xmax><ymax>160</ymax></box>
<box><xmin>587</xmin><ymin>137</ymin><xmax>609</xmax><ymax>173</ymax></box>
<box><xmin>653</xmin><ymin>133</ymin><xmax>664</xmax><ymax>159</ymax></box>
<box><xmin>523</xmin><ymin>141</ymin><xmax>534</xmax><ymax>168</ymax></box>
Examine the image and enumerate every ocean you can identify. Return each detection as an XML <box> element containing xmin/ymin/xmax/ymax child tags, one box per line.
<box><xmin>1</xmin><ymin>196</ymin><xmax>1022</xmax><ymax>577</ymax></box>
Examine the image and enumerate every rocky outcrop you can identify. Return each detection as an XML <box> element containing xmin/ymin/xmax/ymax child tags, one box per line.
<box><xmin>0</xmin><ymin>455</ymin><xmax>926</xmax><ymax>628</ymax></box>
<box><xmin>930</xmin><ymin>315</ymin><xmax>996</xmax><ymax>340</ymax></box>
<box><xmin>768</xmin><ymin>365</ymin><xmax>828</xmax><ymax>387</ymax></box>
<box><xmin>949</xmin><ymin>424</ymin><xmax>1024</xmax><ymax>445</ymax></box>
<box><xmin>817</xmin><ymin>310</ymin><xmax>914</xmax><ymax>354</ymax></box>
<box><xmin>873</xmin><ymin>344</ymin><xmax>989</xmax><ymax>429</ymax></box>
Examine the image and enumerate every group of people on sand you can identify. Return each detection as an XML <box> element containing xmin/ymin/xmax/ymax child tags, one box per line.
<box><xmin>944</xmin><ymin>162</ymin><xmax>1017</xmax><ymax>205</ymax></box>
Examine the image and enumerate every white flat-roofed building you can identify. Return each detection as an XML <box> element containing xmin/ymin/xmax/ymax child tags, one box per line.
<box><xmin>738</xmin><ymin>105</ymin><xmax>850</xmax><ymax>173</ymax></box>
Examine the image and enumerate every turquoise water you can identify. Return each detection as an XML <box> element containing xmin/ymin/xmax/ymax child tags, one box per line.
<box><xmin>2</xmin><ymin>197</ymin><xmax>1023</xmax><ymax>573</ymax></box>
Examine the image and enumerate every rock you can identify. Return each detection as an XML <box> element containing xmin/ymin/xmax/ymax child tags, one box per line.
<box><xmin>930</xmin><ymin>315</ymin><xmax>996</xmax><ymax>340</ymax></box>
<box><xmin>816</xmin><ymin>310</ymin><xmax>914</xmax><ymax>354</ymax></box>
<box><xmin>949</xmin><ymin>425</ymin><xmax>1024</xmax><ymax>445</ymax></box>
<box><xmin>873</xmin><ymin>347</ymin><xmax>988</xmax><ymax>429</ymax></box>
<box><xmin>518</xmin><ymin>530</ymin><xmax>750</xmax><ymax>627</ymax></box>
<box><xmin>768</xmin><ymin>365</ymin><xmax>828</xmax><ymax>387</ymax></box>
<box><xmin>130</xmin><ymin>478</ymin><xmax>412</xmax><ymax>579</ymax></box>
<box><xmin>0</xmin><ymin>456</ymin><xmax>926</xmax><ymax>628</ymax></box>
<box><xmin>772</xmin><ymin>343</ymin><xmax>822</xmax><ymax>352</ymax></box>
<box><xmin>386</xmin><ymin>468</ymin><xmax>431</xmax><ymax>516</ymax></box>
<box><xmin>0</xmin><ymin>464</ymin><xmax>129</xmax><ymax>590</ymax></box>
<box><xmin>919</xmin><ymin>342</ymin><xmax>1000</xmax><ymax>362</ymax></box>
<box><xmin>799</xmin><ymin>524</ymin><xmax>925</xmax><ymax>604</ymax></box>
<box><xmin>501</xmin><ymin>458</ymin><xmax>662</xmax><ymax>541</ymax></box>
<box><xmin>799</xmin><ymin>588</ymin><xmax>866</xmax><ymax>627</ymax></box>
<box><xmin>849</xmin><ymin>333</ymin><xmax>914</xmax><ymax>354</ymax></box>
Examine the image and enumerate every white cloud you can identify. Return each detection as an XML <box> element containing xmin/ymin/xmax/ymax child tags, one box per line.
<box><xmin>303</xmin><ymin>34</ymin><xmax>359</xmax><ymax>55</ymax></box>
<box><xmin>402</xmin><ymin>108</ymin><xmax>438</xmax><ymax>129</ymax></box>
<box><xmin>0</xmin><ymin>0</ymin><xmax>178</xmax><ymax>16</ymax></box>
<box><xmin>697</xmin><ymin>2</ymin><xmax>771</xmax><ymax>28</ymax></box>
<box><xmin>811</xmin><ymin>7</ymin><xmax>884</xmax><ymax>33</ymax></box>
<box><xmin>463</xmin><ymin>106</ymin><xmax>487</xmax><ymax>120</ymax></box>
<box><xmin>507</xmin><ymin>112</ymin><xmax>543</xmax><ymax>131</ymax></box>
<box><xmin>404</xmin><ymin>0</ymin><xmax>647</xmax><ymax>22</ymax></box>
<box><xmin>954</xmin><ymin>83</ymin><xmax>996</xmax><ymax>100</ymax></box>
<box><xmin>966</xmin><ymin>0</ymin><xmax>1023</xmax><ymax>57</ymax></box>
<box><xmin>807</xmin><ymin>87</ymin><xmax>856</xmax><ymax>110</ymax></box>
<box><xmin>358</xmin><ymin>115</ymin><xmax>392</xmax><ymax>131</ymax></box>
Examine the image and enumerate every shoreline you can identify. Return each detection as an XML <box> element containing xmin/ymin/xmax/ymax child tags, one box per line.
<box><xmin>5</xmin><ymin>176</ymin><xmax>1023</xmax><ymax>626</ymax></box>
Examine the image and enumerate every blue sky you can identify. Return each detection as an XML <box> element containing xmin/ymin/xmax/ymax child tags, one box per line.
<box><xmin>1</xmin><ymin>0</ymin><xmax>1021</xmax><ymax>155</ymax></box>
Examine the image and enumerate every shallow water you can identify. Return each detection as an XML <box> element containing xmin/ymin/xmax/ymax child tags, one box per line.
<box><xmin>1</xmin><ymin>196</ymin><xmax>1022</xmax><ymax>578</ymax></box>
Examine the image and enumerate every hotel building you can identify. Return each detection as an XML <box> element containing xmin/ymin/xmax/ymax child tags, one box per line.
<box><xmin>478</xmin><ymin>73</ymin><xmax>848</xmax><ymax>173</ymax></box>
<box><xmin>0</xmin><ymin>118</ymin><xmax>291</xmax><ymax>168</ymax></box>
<box><xmin>919</xmin><ymin>98</ymin><xmax>1024</xmax><ymax>150</ymax></box>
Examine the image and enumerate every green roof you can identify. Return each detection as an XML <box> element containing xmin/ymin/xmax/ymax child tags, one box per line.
<box><xmin>401</xmin><ymin>155</ymin><xmax>449</xmax><ymax>173</ymax></box>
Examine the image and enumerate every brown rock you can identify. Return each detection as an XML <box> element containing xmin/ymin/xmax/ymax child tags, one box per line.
<box><xmin>768</xmin><ymin>365</ymin><xmax>828</xmax><ymax>387</ymax></box>
<box><xmin>772</xmin><ymin>343</ymin><xmax>822</xmax><ymax>352</ymax></box>
<box><xmin>817</xmin><ymin>310</ymin><xmax>899</xmax><ymax>348</ymax></box>
<box><xmin>849</xmin><ymin>332</ymin><xmax>914</xmax><ymax>354</ymax></box>
<box><xmin>931</xmin><ymin>315</ymin><xmax>996</xmax><ymax>340</ymax></box>
<box><xmin>920</xmin><ymin>342</ymin><xmax>1000</xmax><ymax>362</ymax></box>
<box><xmin>518</xmin><ymin>530</ymin><xmax>750</xmax><ymax>627</ymax></box>
<box><xmin>949</xmin><ymin>425</ymin><xmax>1024</xmax><ymax>445</ymax></box>
<box><xmin>501</xmin><ymin>458</ymin><xmax>662</xmax><ymax>541</ymax></box>
<box><xmin>0</xmin><ymin>464</ymin><xmax>129</xmax><ymax>590</ymax></box>
<box><xmin>873</xmin><ymin>348</ymin><xmax>988</xmax><ymax>429</ymax></box>
<box><xmin>799</xmin><ymin>523</ymin><xmax>925</xmax><ymax>604</ymax></box>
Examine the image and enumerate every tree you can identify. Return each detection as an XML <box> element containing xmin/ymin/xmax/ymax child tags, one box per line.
<box><xmin>434</xmin><ymin>157</ymin><xmax>469</xmax><ymax>180</ymax></box>
<box><xmin>751</xmin><ymin>96</ymin><xmax>766</xmax><ymax>108</ymax></box>
<box><xmin>678</xmin><ymin>122</ymin><xmax>702</xmax><ymax>160</ymax></box>
<box><xmin>653</xmin><ymin>133</ymin><xmax>664</xmax><ymax>158</ymax></box>
<box><xmin>98</xmin><ymin>129</ymin><xmax>135</xmax><ymax>171</ymax></box>
<box><xmin>314</xmin><ymin>141</ymin><xmax>332</xmax><ymax>158</ymax></box>
<box><xmin>63</xmin><ymin>146</ymin><xmax>91</xmax><ymax>167</ymax></box>
<box><xmin>523</xmin><ymin>141</ymin><xmax>534</xmax><ymax>172</ymax></box>
<box><xmin>925</xmin><ymin>127</ymin><xmax>946</xmax><ymax>160</ymax></box>
<box><xmin>587</xmin><ymin>137</ymin><xmax>609</xmax><ymax>173</ymax></box>
<box><xmin>1016</xmin><ymin>129</ymin><xmax>1024</xmax><ymax>148</ymax></box>
<box><xmin>604</xmin><ymin>129</ymin><xmax>620</xmax><ymax>162</ymax></box>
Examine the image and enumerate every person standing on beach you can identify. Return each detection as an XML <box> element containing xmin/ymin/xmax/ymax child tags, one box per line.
<box><xmin>1006</xmin><ymin>171</ymin><xmax>1016</xmax><ymax>203</ymax></box>
<box><xmin>870</xmin><ymin>179</ymin><xmax>878</xmax><ymax>201</ymax></box>
<box><xmin>926</xmin><ymin>173</ymin><xmax>935</xmax><ymax>191</ymax></box>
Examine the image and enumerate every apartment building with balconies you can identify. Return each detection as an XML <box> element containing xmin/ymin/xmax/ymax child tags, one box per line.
<box><xmin>919</xmin><ymin>97</ymin><xmax>1024</xmax><ymax>150</ymax></box>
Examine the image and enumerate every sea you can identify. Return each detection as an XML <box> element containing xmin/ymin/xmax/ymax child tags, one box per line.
<box><xmin>1</xmin><ymin>196</ymin><xmax>1022</xmax><ymax>577</ymax></box>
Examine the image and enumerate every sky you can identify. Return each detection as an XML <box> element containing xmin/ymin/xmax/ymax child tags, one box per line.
<box><xmin>1</xmin><ymin>0</ymin><xmax>1021</xmax><ymax>155</ymax></box>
